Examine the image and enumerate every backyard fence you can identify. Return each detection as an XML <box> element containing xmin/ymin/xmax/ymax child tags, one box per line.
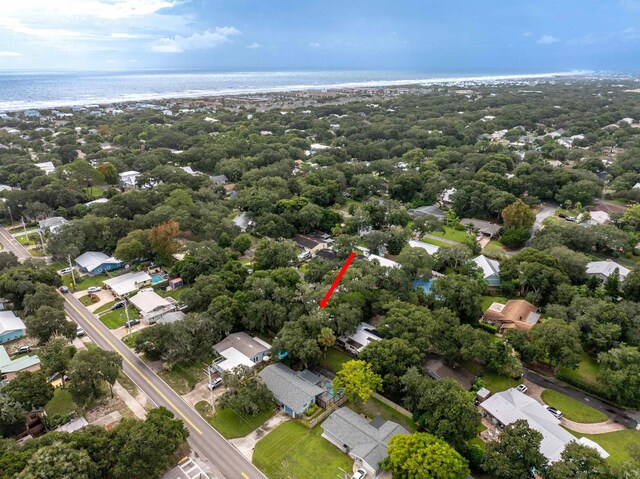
<box><xmin>371</xmin><ymin>392</ymin><xmax>412</xmax><ymax>418</ymax></box>
<box><xmin>308</xmin><ymin>395</ymin><xmax>347</xmax><ymax>428</ymax></box>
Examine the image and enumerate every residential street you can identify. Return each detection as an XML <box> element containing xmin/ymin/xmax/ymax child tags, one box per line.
<box><xmin>59</xmin><ymin>291</ymin><xmax>267</xmax><ymax>479</ymax></box>
<box><xmin>0</xmin><ymin>225</ymin><xmax>33</xmax><ymax>262</ymax></box>
<box><xmin>523</xmin><ymin>368</ymin><xmax>639</xmax><ymax>430</ymax></box>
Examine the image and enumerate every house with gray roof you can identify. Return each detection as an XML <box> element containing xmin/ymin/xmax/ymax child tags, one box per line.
<box><xmin>212</xmin><ymin>332</ymin><xmax>271</xmax><ymax>373</ymax></box>
<box><xmin>258</xmin><ymin>363</ymin><xmax>323</xmax><ymax>417</ymax></box>
<box><xmin>586</xmin><ymin>260</ymin><xmax>630</xmax><ymax>282</ymax></box>
<box><xmin>75</xmin><ymin>251</ymin><xmax>124</xmax><ymax>276</ymax></box>
<box><xmin>38</xmin><ymin>216</ymin><xmax>68</xmax><ymax>235</ymax></box>
<box><xmin>471</xmin><ymin>255</ymin><xmax>501</xmax><ymax>288</ymax></box>
<box><xmin>322</xmin><ymin>407</ymin><xmax>409</xmax><ymax>477</ymax></box>
<box><xmin>407</xmin><ymin>205</ymin><xmax>445</xmax><ymax>221</ymax></box>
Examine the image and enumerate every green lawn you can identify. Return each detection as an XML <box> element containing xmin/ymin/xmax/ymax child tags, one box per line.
<box><xmin>46</xmin><ymin>389</ymin><xmax>76</xmax><ymax>416</ymax></box>
<box><xmin>253</xmin><ymin>420</ymin><xmax>353</xmax><ymax>479</ymax></box>
<box><xmin>430</xmin><ymin>225</ymin><xmax>471</xmax><ymax>243</ymax></box>
<box><xmin>481</xmin><ymin>295</ymin><xmax>508</xmax><ymax>311</ymax></box>
<box><xmin>480</xmin><ymin>372</ymin><xmax>520</xmax><ymax>393</ymax></box>
<box><xmin>484</xmin><ymin>241</ymin><xmax>507</xmax><ymax>258</ymax></box>
<box><xmin>559</xmin><ymin>352</ymin><xmax>601</xmax><ymax>388</ymax></box>
<box><xmin>121</xmin><ymin>330</ymin><xmax>140</xmax><ymax>348</ymax></box>
<box><xmin>157</xmin><ymin>287</ymin><xmax>188</xmax><ymax>301</ymax></box>
<box><xmin>98</xmin><ymin>305</ymin><xmax>139</xmax><ymax>329</ymax></box>
<box><xmin>420</xmin><ymin>237</ymin><xmax>453</xmax><ymax>248</ymax></box>
<box><xmin>541</xmin><ymin>389</ymin><xmax>607</xmax><ymax>423</ymax></box>
<box><xmin>158</xmin><ymin>359</ymin><xmax>210</xmax><ymax>395</ymax></box>
<box><xmin>195</xmin><ymin>401</ymin><xmax>275</xmax><ymax>439</ymax></box>
<box><xmin>61</xmin><ymin>273</ymin><xmax>108</xmax><ymax>291</ymax></box>
<box><xmin>319</xmin><ymin>348</ymin><xmax>351</xmax><ymax>373</ymax></box>
<box><xmin>16</xmin><ymin>234</ymin><xmax>38</xmax><ymax>246</ymax></box>
<box><xmin>348</xmin><ymin>396</ymin><xmax>415</xmax><ymax>432</ymax></box>
<box><xmin>83</xmin><ymin>186</ymin><xmax>104</xmax><ymax>198</ymax></box>
<box><xmin>94</xmin><ymin>300</ymin><xmax>116</xmax><ymax>314</ymax></box>
<box><xmin>566</xmin><ymin>428</ymin><xmax>640</xmax><ymax>467</ymax></box>
<box><xmin>78</xmin><ymin>294</ymin><xmax>97</xmax><ymax>307</ymax></box>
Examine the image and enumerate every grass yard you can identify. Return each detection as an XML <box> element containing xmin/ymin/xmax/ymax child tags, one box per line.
<box><xmin>16</xmin><ymin>234</ymin><xmax>38</xmax><ymax>246</ymax></box>
<box><xmin>83</xmin><ymin>186</ymin><xmax>104</xmax><ymax>198</ymax></box>
<box><xmin>94</xmin><ymin>300</ymin><xmax>116</xmax><ymax>314</ymax></box>
<box><xmin>158</xmin><ymin>359</ymin><xmax>210</xmax><ymax>395</ymax></box>
<box><xmin>121</xmin><ymin>330</ymin><xmax>140</xmax><ymax>348</ymax></box>
<box><xmin>253</xmin><ymin>420</ymin><xmax>352</xmax><ymax>479</ymax></box>
<box><xmin>78</xmin><ymin>294</ymin><xmax>98</xmax><ymax>307</ymax></box>
<box><xmin>481</xmin><ymin>295</ymin><xmax>508</xmax><ymax>311</ymax></box>
<box><xmin>420</xmin><ymin>237</ymin><xmax>453</xmax><ymax>248</ymax></box>
<box><xmin>62</xmin><ymin>273</ymin><xmax>108</xmax><ymax>291</ymax></box>
<box><xmin>195</xmin><ymin>401</ymin><xmax>275</xmax><ymax>439</ymax></box>
<box><xmin>483</xmin><ymin>241</ymin><xmax>507</xmax><ymax>258</ymax></box>
<box><xmin>480</xmin><ymin>372</ymin><xmax>520</xmax><ymax>393</ymax></box>
<box><xmin>46</xmin><ymin>389</ymin><xmax>76</xmax><ymax>416</ymax></box>
<box><xmin>157</xmin><ymin>287</ymin><xmax>188</xmax><ymax>301</ymax></box>
<box><xmin>348</xmin><ymin>396</ymin><xmax>415</xmax><ymax>432</ymax></box>
<box><xmin>430</xmin><ymin>225</ymin><xmax>471</xmax><ymax>243</ymax></box>
<box><xmin>567</xmin><ymin>428</ymin><xmax>640</xmax><ymax>467</ymax></box>
<box><xmin>559</xmin><ymin>352</ymin><xmax>601</xmax><ymax>389</ymax></box>
<box><xmin>541</xmin><ymin>389</ymin><xmax>607</xmax><ymax>423</ymax></box>
<box><xmin>98</xmin><ymin>305</ymin><xmax>138</xmax><ymax>329</ymax></box>
<box><xmin>319</xmin><ymin>348</ymin><xmax>351</xmax><ymax>373</ymax></box>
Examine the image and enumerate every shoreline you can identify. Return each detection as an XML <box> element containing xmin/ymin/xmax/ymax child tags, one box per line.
<box><xmin>0</xmin><ymin>70</ymin><xmax>592</xmax><ymax>113</ymax></box>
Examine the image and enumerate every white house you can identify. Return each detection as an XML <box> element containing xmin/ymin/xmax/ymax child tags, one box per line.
<box><xmin>35</xmin><ymin>161</ymin><xmax>56</xmax><ymax>175</ymax></box>
<box><xmin>366</xmin><ymin>254</ymin><xmax>399</xmax><ymax>269</ymax></box>
<box><xmin>480</xmin><ymin>388</ymin><xmax>608</xmax><ymax>462</ymax></box>
<box><xmin>586</xmin><ymin>260</ymin><xmax>630</xmax><ymax>282</ymax></box>
<box><xmin>103</xmin><ymin>272</ymin><xmax>152</xmax><ymax>297</ymax></box>
<box><xmin>128</xmin><ymin>291</ymin><xmax>177</xmax><ymax>324</ymax></box>
<box><xmin>337</xmin><ymin>322</ymin><xmax>381</xmax><ymax>355</ymax></box>
<box><xmin>118</xmin><ymin>171</ymin><xmax>140</xmax><ymax>189</ymax></box>
<box><xmin>211</xmin><ymin>332</ymin><xmax>271</xmax><ymax>373</ymax></box>
<box><xmin>38</xmin><ymin>217</ymin><xmax>68</xmax><ymax>234</ymax></box>
<box><xmin>408</xmin><ymin>239</ymin><xmax>440</xmax><ymax>256</ymax></box>
<box><xmin>472</xmin><ymin>255</ymin><xmax>501</xmax><ymax>288</ymax></box>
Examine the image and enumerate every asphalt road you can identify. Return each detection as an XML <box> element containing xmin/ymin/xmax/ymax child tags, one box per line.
<box><xmin>60</xmin><ymin>291</ymin><xmax>267</xmax><ymax>479</ymax></box>
<box><xmin>0</xmin><ymin>225</ymin><xmax>33</xmax><ymax>262</ymax></box>
<box><xmin>523</xmin><ymin>368</ymin><xmax>639</xmax><ymax>429</ymax></box>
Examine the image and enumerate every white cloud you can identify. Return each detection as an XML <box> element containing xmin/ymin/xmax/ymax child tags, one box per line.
<box><xmin>309</xmin><ymin>42</ymin><xmax>321</xmax><ymax>47</ymax></box>
<box><xmin>150</xmin><ymin>27</ymin><xmax>240</xmax><ymax>53</ymax></box>
<box><xmin>537</xmin><ymin>34</ymin><xmax>559</xmax><ymax>44</ymax></box>
<box><xmin>247</xmin><ymin>42</ymin><xmax>263</xmax><ymax>49</ymax></box>
<box><xmin>0</xmin><ymin>51</ymin><xmax>22</xmax><ymax>57</ymax></box>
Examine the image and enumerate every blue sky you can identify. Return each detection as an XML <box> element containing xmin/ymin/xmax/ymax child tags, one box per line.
<box><xmin>1</xmin><ymin>0</ymin><xmax>640</xmax><ymax>72</ymax></box>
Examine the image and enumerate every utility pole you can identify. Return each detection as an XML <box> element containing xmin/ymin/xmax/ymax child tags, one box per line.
<box><xmin>206</xmin><ymin>365</ymin><xmax>216</xmax><ymax>413</ymax></box>
<box><xmin>67</xmin><ymin>255</ymin><xmax>76</xmax><ymax>287</ymax></box>
<box><xmin>7</xmin><ymin>206</ymin><xmax>13</xmax><ymax>224</ymax></box>
<box><xmin>124</xmin><ymin>296</ymin><xmax>132</xmax><ymax>339</ymax></box>
<box><xmin>20</xmin><ymin>216</ymin><xmax>27</xmax><ymax>235</ymax></box>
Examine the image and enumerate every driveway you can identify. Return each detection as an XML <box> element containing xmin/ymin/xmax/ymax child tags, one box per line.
<box><xmin>229</xmin><ymin>412</ymin><xmax>289</xmax><ymax>461</ymax></box>
<box><xmin>532</xmin><ymin>203</ymin><xmax>557</xmax><ymax>233</ymax></box>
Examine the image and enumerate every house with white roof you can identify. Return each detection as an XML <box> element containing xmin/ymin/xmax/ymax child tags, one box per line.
<box><xmin>337</xmin><ymin>322</ymin><xmax>382</xmax><ymax>356</ymax></box>
<box><xmin>408</xmin><ymin>239</ymin><xmax>440</xmax><ymax>256</ymax></box>
<box><xmin>103</xmin><ymin>272</ymin><xmax>152</xmax><ymax>297</ymax></box>
<box><xmin>38</xmin><ymin>217</ymin><xmax>68</xmax><ymax>235</ymax></box>
<box><xmin>366</xmin><ymin>254</ymin><xmax>399</xmax><ymax>269</ymax></box>
<box><xmin>35</xmin><ymin>161</ymin><xmax>56</xmax><ymax>175</ymax></box>
<box><xmin>211</xmin><ymin>332</ymin><xmax>271</xmax><ymax>373</ymax></box>
<box><xmin>0</xmin><ymin>311</ymin><xmax>26</xmax><ymax>344</ymax></box>
<box><xmin>586</xmin><ymin>260</ymin><xmax>630</xmax><ymax>282</ymax></box>
<box><xmin>119</xmin><ymin>171</ymin><xmax>140</xmax><ymax>189</ymax></box>
<box><xmin>128</xmin><ymin>291</ymin><xmax>177</xmax><ymax>324</ymax></box>
<box><xmin>75</xmin><ymin>252</ymin><xmax>124</xmax><ymax>276</ymax></box>
<box><xmin>480</xmin><ymin>388</ymin><xmax>608</xmax><ymax>462</ymax></box>
<box><xmin>84</xmin><ymin>198</ymin><xmax>109</xmax><ymax>207</ymax></box>
<box><xmin>472</xmin><ymin>255</ymin><xmax>501</xmax><ymax>288</ymax></box>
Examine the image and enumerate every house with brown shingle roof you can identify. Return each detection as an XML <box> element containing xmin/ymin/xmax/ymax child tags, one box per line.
<box><xmin>481</xmin><ymin>299</ymin><xmax>541</xmax><ymax>333</ymax></box>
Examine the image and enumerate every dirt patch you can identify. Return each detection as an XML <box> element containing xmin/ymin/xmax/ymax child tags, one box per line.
<box><xmin>425</xmin><ymin>355</ymin><xmax>475</xmax><ymax>389</ymax></box>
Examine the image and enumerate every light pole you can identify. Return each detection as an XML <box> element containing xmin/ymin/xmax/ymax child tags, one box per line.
<box><xmin>206</xmin><ymin>364</ymin><xmax>216</xmax><ymax>414</ymax></box>
<box><xmin>67</xmin><ymin>255</ymin><xmax>77</xmax><ymax>287</ymax></box>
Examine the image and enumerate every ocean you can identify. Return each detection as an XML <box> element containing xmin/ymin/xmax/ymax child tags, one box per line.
<box><xmin>0</xmin><ymin>69</ymin><xmax>585</xmax><ymax>112</ymax></box>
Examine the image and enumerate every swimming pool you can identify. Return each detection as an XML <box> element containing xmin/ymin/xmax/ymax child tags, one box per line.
<box><xmin>324</xmin><ymin>380</ymin><xmax>341</xmax><ymax>399</ymax></box>
<box><xmin>151</xmin><ymin>274</ymin><xmax>164</xmax><ymax>284</ymax></box>
<box><xmin>413</xmin><ymin>278</ymin><xmax>433</xmax><ymax>293</ymax></box>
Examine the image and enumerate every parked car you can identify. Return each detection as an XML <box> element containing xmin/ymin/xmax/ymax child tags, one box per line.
<box><xmin>139</xmin><ymin>287</ymin><xmax>154</xmax><ymax>293</ymax></box>
<box><xmin>59</xmin><ymin>267</ymin><xmax>72</xmax><ymax>275</ymax></box>
<box><xmin>110</xmin><ymin>301</ymin><xmax>125</xmax><ymax>310</ymax></box>
<box><xmin>516</xmin><ymin>384</ymin><xmax>528</xmax><ymax>394</ymax></box>
<box><xmin>546</xmin><ymin>406</ymin><xmax>563</xmax><ymax>419</ymax></box>
<box><xmin>87</xmin><ymin>286</ymin><xmax>102</xmax><ymax>294</ymax></box>
<box><xmin>207</xmin><ymin>377</ymin><xmax>223</xmax><ymax>390</ymax></box>
<box><xmin>13</xmin><ymin>346</ymin><xmax>31</xmax><ymax>355</ymax></box>
<box><xmin>59</xmin><ymin>286</ymin><xmax>69</xmax><ymax>293</ymax></box>
<box><xmin>76</xmin><ymin>326</ymin><xmax>85</xmax><ymax>337</ymax></box>
<box><xmin>351</xmin><ymin>469</ymin><xmax>367</xmax><ymax>479</ymax></box>
<box><xmin>124</xmin><ymin>319</ymin><xmax>140</xmax><ymax>328</ymax></box>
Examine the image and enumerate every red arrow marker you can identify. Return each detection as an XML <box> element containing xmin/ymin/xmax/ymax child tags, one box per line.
<box><xmin>319</xmin><ymin>251</ymin><xmax>356</xmax><ymax>308</ymax></box>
